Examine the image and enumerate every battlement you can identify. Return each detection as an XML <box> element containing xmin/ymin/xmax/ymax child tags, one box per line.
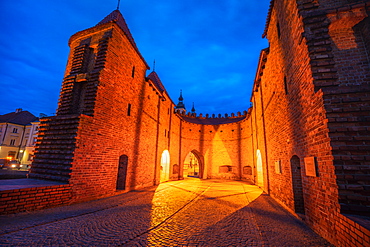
<box><xmin>176</xmin><ymin>108</ymin><xmax>251</xmax><ymax>125</ymax></box>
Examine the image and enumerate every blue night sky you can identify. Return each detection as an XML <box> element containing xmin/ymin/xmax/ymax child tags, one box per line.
<box><xmin>0</xmin><ymin>0</ymin><xmax>270</xmax><ymax>117</ymax></box>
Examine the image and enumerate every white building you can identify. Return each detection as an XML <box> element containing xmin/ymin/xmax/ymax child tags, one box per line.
<box><xmin>0</xmin><ymin>109</ymin><xmax>40</xmax><ymax>168</ymax></box>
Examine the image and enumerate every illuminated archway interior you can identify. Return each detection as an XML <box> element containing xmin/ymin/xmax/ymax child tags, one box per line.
<box><xmin>256</xmin><ymin>149</ymin><xmax>264</xmax><ymax>187</ymax></box>
<box><xmin>183</xmin><ymin>151</ymin><xmax>200</xmax><ymax>178</ymax></box>
<box><xmin>160</xmin><ymin>150</ymin><xmax>170</xmax><ymax>182</ymax></box>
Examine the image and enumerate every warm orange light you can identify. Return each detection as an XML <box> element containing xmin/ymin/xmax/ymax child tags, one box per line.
<box><xmin>147</xmin><ymin>180</ymin><xmax>263</xmax><ymax>245</ymax></box>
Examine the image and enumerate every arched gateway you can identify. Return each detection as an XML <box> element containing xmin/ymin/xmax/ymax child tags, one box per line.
<box><xmin>183</xmin><ymin>150</ymin><xmax>203</xmax><ymax>179</ymax></box>
<box><xmin>160</xmin><ymin>150</ymin><xmax>170</xmax><ymax>182</ymax></box>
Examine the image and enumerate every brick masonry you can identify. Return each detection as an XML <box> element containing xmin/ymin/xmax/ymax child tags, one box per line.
<box><xmin>2</xmin><ymin>2</ymin><xmax>369</xmax><ymax>246</ymax></box>
<box><xmin>0</xmin><ymin>184</ymin><xmax>72</xmax><ymax>214</ymax></box>
<box><xmin>255</xmin><ymin>0</ymin><xmax>370</xmax><ymax>246</ymax></box>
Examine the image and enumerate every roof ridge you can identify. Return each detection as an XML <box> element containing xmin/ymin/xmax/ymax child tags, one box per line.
<box><xmin>96</xmin><ymin>10</ymin><xmax>149</xmax><ymax>69</ymax></box>
<box><xmin>147</xmin><ymin>71</ymin><xmax>165</xmax><ymax>92</ymax></box>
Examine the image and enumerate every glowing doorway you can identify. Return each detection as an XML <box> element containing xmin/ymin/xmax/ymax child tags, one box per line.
<box><xmin>160</xmin><ymin>150</ymin><xmax>170</xmax><ymax>182</ymax></box>
<box><xmin>183</xmin><ymin>152</ymin><xmax>200</xmax><ymax>178</ymax></box>
<box><xmin>256</xmin><ymin>149</ymin><xmax>264</xmax><ymax>187</ymax></box>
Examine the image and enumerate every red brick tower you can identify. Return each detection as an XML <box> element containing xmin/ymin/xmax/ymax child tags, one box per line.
<box><xmin>30</xmin><ymin>10</ymin><xmax>153</xmax><ymax>201</ymax></box>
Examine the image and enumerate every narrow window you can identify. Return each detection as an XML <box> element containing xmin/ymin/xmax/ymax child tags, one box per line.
<box><xmin>82</xmin><ymin>47</ymin><xmax>94</xmax><ymax>73</ymax></box>
<box><xmin>12</xmin><ymin>128</ymin><xmax>18</xmax><ymax>133</ymax></box>
<box><xmin>165</xmin><ymin>129</ymin><xmax>167</xmax><ymax>137</ymax></box>
<box><xmin>10</xmin><ymin>139</ymin><xmax>16</xmax><ymax>146</ymax></box>
<box><xmin>127</xmin><ymin>104</ymin><xmax>131</xmax><ymax>116</ymax></box>
<box><xmin>132</xmin><ymin>66</ymin><xmax>135</xmax><ymax>78</ymax></box>
<box><xmin>284</xmin><ymin>76</ymin><xmax>289</xmax><ymax>94</ymax></box>
<box><xmin>277</xmin><ymin>22</ymin><xmax>281</xmax><ymax>38</ymax></box>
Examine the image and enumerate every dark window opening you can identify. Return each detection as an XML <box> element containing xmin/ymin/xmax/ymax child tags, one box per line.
<box><xmin>82</xmin><ymin>47</ymin><xmax>95</xmax><ymax>73</ymax></box>
<box><xmin>127</xmin><ymin>104</ymin><xmax>131</xmax><ymax>116</ymax></box>
<box><xmin>277</xmin><ymin>22</ymin><xmax>281</xmax><ymax>38</ymax></box>
<box><xmin>132</xmin><ymin>66</ymin><xmax>135</xmax><ymax>78</ymax></box>
<box><xmin>284</xmin><ymin>76</ymin><xmax>289</xmax><ymax>94</ymax></box>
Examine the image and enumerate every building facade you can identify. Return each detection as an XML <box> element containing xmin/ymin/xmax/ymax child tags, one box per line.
<box><xmin>0</xmin><ymin>109</ymin><xmax>39</xmax><ymax>167</ymax></box>
<box><xmin>23</xmin><ymin>1</ymin><xmax>370</xmax><ymax>245</ymax></box>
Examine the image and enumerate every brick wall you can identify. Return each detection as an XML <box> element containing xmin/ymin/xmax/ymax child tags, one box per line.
<box><xmin>250</xmin><ymin>0</ymin><xmax>370</xmax><ymax>245</ymax></box>
<box><xmin>296</xmin><ymin>0</ymin><xmax>370</xmax><ymax>216</ymax></box>
<box><xmin>178</xmin><ymin>113</ymin><xmax>252</xmax><ymax>181</ymax></box>
<box><xmin>0</xmin><ymin>184</ymin><xmax>72</xmax><ymax>214</ymax></box>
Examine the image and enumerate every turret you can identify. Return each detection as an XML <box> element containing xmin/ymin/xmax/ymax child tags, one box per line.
<box><xmin>191</xmin><ymin>102</ymin><xmax>196</xmax><ymax>114</ymax></box>
<box><xmin>174</xmin><ymin>90</ymin><xmax>186</xmax><ymax>114</ymax></box>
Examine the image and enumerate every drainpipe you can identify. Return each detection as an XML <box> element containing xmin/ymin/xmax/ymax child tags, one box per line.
<box><xmin>250</xmin><ymin>109</ymin><xmax>256</xmax><ymax>184</ymax></box>
<box><xmin>259</xmin><ymin>84</ymin><xmax>271</xmax><ymax>194</ymax></box>
<box><xmin>154</xmin><ymin>96</ymin><xmax>161</xmax><ymax>185</ymax></box>
<box><xmin>178</xmin><ymin>119</ymin><xmax>183</xmax><ymax>180</ymax></box>
<box><xmin>253</xmin><ymin>97</ymin><xmax>259</xmax><ymax>185</ymax></box>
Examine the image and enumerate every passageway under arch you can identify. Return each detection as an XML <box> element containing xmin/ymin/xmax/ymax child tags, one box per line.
<box><xmin>183</xmin><ymin>150</ymin><xmax>203</xmax><ymax>179</ymax></box>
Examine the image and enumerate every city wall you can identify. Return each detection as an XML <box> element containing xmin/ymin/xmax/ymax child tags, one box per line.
<box><xmin>2</xmin><ymin>2</ymin><xmax>369</xmax><ymax>246</ymax></box>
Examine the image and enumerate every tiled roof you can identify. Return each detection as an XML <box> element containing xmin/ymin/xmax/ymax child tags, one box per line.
<box><xmin>97</xmin><ymin>10</ymin><xmax>149</xmax><ymax>69</ymax></box>
<box><xmin>0</xmin><ymin>111</ymin><xmax>38</xmax><ymax>125</ymax></box>
<box><xmin>181</xmin><ymin>116</ymin><xmax>246</xmax><ymax>125</ymax></box>
<box><xmin>147</xmin><ymin>71</ymin><xmax>165</xmax><ymax>93</ymax></box>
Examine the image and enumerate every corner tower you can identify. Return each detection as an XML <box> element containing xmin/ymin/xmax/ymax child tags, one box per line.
<box><xmin>58</xmin><ymin>9</ymin><xmax>149</xmax><ymax>116</ymax></box>
<box><xmin>30</xmin><ymin>9</ymin><xmax>152</xmax><ymax>201</ymax></box>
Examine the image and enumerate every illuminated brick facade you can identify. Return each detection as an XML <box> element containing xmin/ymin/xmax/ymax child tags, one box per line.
<box><xmin>25</xmin><ymin>1</ymin><xmax>369</xmax><ymax>245</ymax></box>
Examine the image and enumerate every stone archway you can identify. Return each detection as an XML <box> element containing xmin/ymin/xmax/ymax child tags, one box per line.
<box><xmin>183</xmin><ymin>150</ymin><xmax>203</xmax><ymax>179</ymax></box>
<box><xmin>160</xmin><ymin>150</ymin><xmax>170</xmax><ymax>182</ymax></box>
<box><xmin>256</xmin><ymin>149</ymin><xmax>264</xmax><ymax>187</ymax></box>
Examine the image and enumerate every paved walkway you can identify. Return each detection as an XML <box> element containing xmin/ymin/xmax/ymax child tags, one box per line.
<box><xmin>0</xmin><ymin>178</ymin><xmax>65</xmax><ymax>191</ymax></box>
<box><xmin>0</xmin><ymin>179</ymin><xmax>333</xmax><ymax>246</ymax></box>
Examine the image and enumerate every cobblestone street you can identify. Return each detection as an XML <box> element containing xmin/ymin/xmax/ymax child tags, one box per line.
<box><xmin>0</xmin><ymin>179</ymin><xmax>332</xmax><ymax>246</ymax></box>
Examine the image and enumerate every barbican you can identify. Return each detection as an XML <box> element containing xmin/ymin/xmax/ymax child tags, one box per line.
<box><xmin>1</xmin><ymin>1</ymin><xmax>369</xmax><ymax>246</ymax></box>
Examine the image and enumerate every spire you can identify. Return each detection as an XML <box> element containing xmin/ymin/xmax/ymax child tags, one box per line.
<box><xmin>191</xmin><ymin>102</ymin><xmax>196</xmax><ymax>113</ymax></box>
<box><xmin>153</xmin><ymin>59</ymin><xmax>156</xmax><ymax>72</ymax></box>
<box><xmin>175</xmin><ymin>90</ymin><xmax>186</xmax><ymax>114</ymax></box>
<box><xmin>117</xmin><ymin>0</ymin><xmax>121</xmax><ymax>10</ymax></box>
<box><xmin>179</xmin><ymin>90</ymin><xmax>184</xmax><ymax>101</ymax></box>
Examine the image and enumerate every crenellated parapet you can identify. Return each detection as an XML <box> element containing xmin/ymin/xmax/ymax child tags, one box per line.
<box><xmin>175</xmin><ymin>108</ymin><xmax>252</xmax><ymax>125</ymax></box>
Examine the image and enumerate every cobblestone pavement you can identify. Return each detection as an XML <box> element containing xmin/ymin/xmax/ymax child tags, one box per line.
<box><xmin>0</xmin><ymin>179</ymin><xmax>333</xmax><ymax>246</ymax></box>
